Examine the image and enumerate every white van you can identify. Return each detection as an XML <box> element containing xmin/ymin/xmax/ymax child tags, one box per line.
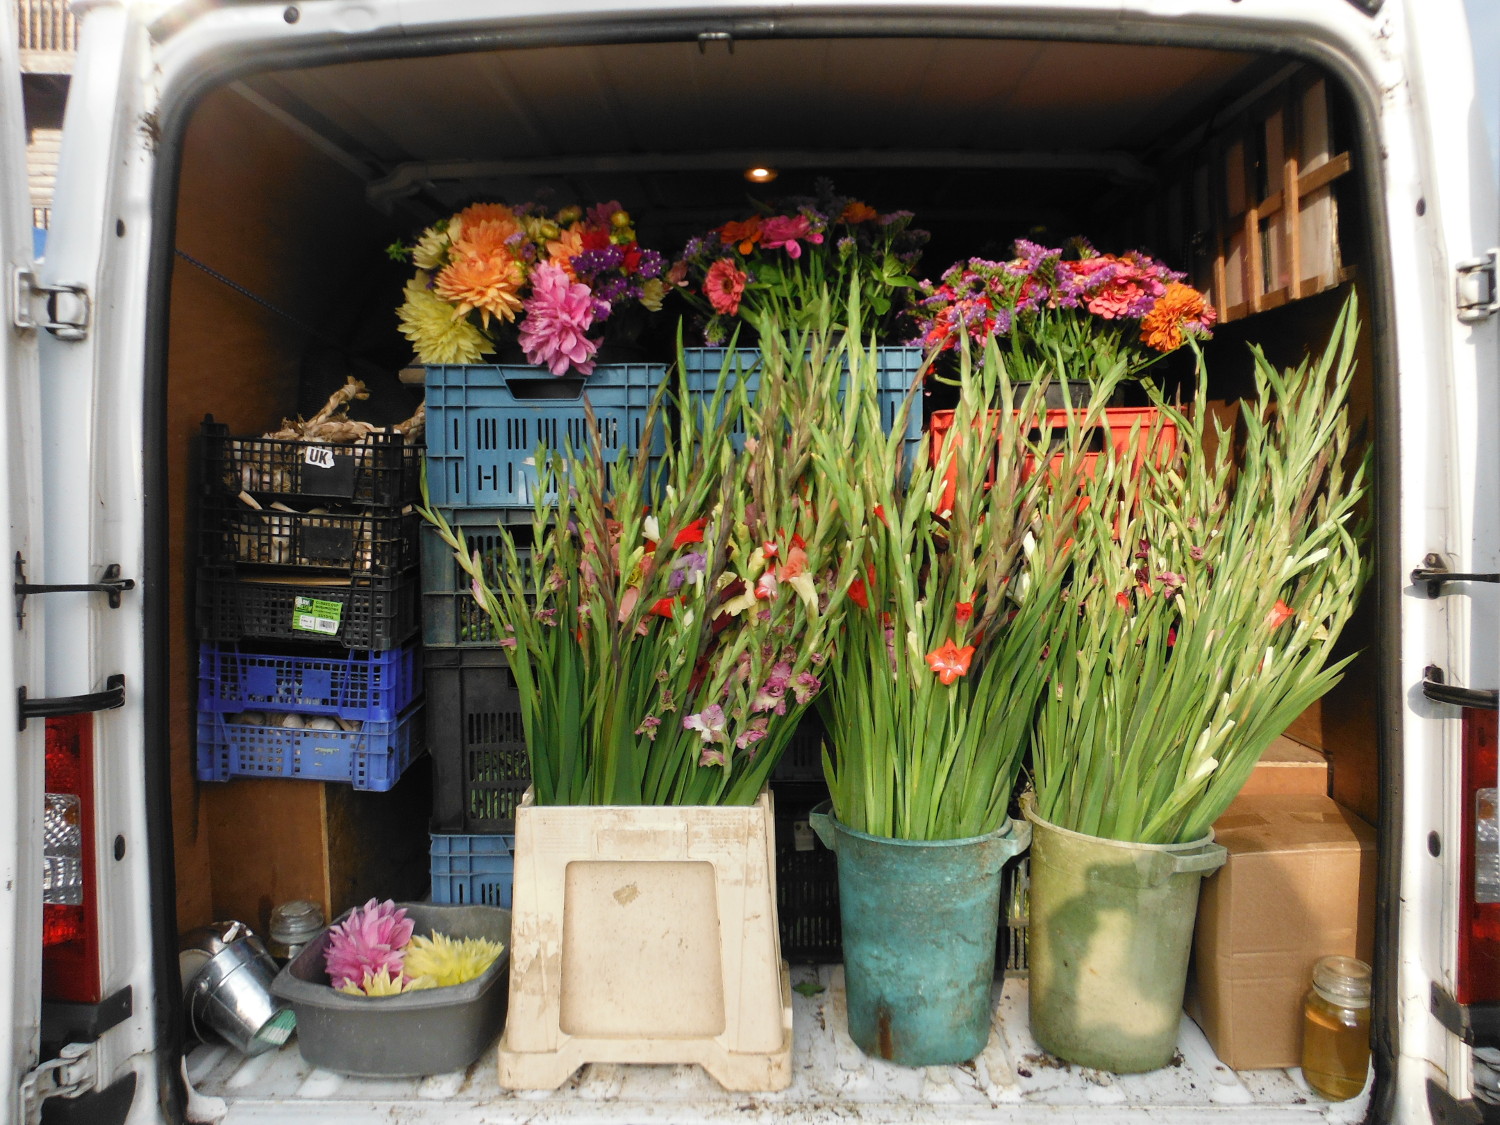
<box><xmin>3</xmin><ymin>0</ymin><xmax>1496</xmax><ymax>1121</ymax></box>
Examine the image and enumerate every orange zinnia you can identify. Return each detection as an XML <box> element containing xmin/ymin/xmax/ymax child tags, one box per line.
<box><xmin>925</xmin><ymin>639</ymin><xmax>975</xmax><ymax>685</ymax></box>
<box><xmin>1140</xmin><ymin>282</ymin><xmax>1217</xmax><ymax>352</ymax></box>
<box><xmin>435</xmin><ymin>252</ymin><xmax>526</xmax><ymax>327</ymax></box>
<box><xmin>840</xmin><ymin>200</ymin><xmax>877</xmax><ymax>224</ymax></box>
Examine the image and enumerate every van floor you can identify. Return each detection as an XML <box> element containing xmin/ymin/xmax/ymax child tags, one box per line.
<box><xmin>186</xmin><ymin>966</ymin><xmax>1371</xmax><ymax>1124</ymax></box>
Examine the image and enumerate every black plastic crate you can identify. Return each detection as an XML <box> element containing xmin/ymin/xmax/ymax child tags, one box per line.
<box><xmin>427</xmin><ymin>647</ymin><xmax>530</xmax><ymax>833</ymax></box>
<box><xmin>771</xmin><ymin>711</ymin><xmax>827</xmax><ymax>784</ymax></box>
<box><xmin>772</xmin><ymin>781</ymin><xmax>841</xmax><ymax>964</ymax></box>
<box><xmin>200</xmin><ymin>416</ymin><xmax>422</xmax><ymax>508</ymax></box>
<box><xmin>420</xmin><ymin>514</ymin><xmax>535</xmax><ymax>648</ymax></box>
<box><xmin>201</xmin><ymin>493</ymin><xmax>421</xmax><ymax>576</ymax></box>
<box><xmin>197</xmin><ymin>567</ymin><xmax>420</xmax><ymax>651</ymax></box>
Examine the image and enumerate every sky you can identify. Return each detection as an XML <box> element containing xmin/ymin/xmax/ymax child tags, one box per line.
<box><xmin>1467</xmin><ymin>0</ymin><xmax>1499</xmax><ymax>178</ymax></box>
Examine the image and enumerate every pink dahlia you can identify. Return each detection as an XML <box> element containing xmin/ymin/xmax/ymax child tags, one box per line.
<box><xmin>324</xmin><ymin>898</ymin><xmax>415</xmax><ymax>990</ymax></box>
<box><xmin>519</xmin><ymin>262</ymin><xmax>599</xmax><ymax>376</ymax></box>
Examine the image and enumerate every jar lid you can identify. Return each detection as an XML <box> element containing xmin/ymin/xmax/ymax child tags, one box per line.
<box><xmin>1312</xmin><ymin>954</ymin><xmax>1372</xmax><ymax>1007</ymax></box>
<box><xmin>269</xmin><ymin>899</ymin><xmax>325</xmax><ymax>943</ymax></box>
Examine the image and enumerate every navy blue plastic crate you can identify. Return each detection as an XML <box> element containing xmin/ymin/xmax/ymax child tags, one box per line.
<box><xmin>200</xmin><ymin>416</ymin><xmax>423</xmax><ymax>508</ymax></box>
<box><xmin>424</xmin><ymin>363</ymin><xmax>666</xmax><ymax>508</ymax></box>
<box><xmin>430</xmin><ymin>832</ymin><xmax>515</xmax><ymax>909</ymax></box>
<box><xmin>679</xmin><ymin>346</ymin><xmax>925</xmax><ymax>459</ymax></box>
<box><xmin>197</xmin><ymin>640</ymin><xmax>422</xmax><ymax>722</ymax></box>
<box><xmin>194</xmin><ymin>703</ymin><xmax>424</xmax><ymax>791</ymax></box>
<box><xmin>420</xmin><ymin>515</ymin><xmax>534</xmax><ymax>649</ymax></box>
<box><xmin>426</xmin><ymin>647</ymin><xmax>530</xmax><ymax>832</ymax></box>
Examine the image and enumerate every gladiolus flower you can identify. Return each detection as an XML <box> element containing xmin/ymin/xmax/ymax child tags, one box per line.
<box><xmin>955</xmin><ymin>601</ymin><xmax>974</xmax><ymax>622</ymax></box>
<box><xmin>650</xmin><ymin>597</ymin><xmax>676</xmax><ymax>618</ymax></box>
<box><xmin>1115</xmin><ymin>591</ymin><xmax>1131</xmax><ymax>610</ymax></box>
<box><xmin>674</xmin><ymin>517</ymin><xmax>709</xmax><ymax>547</ymax></box>
<box><xmin>925</xmin><ymin>639</ymin><xmax>975</xmax><ymax>685</ymax></box>
<box><xmin>683</xmin><ymin>704</ymin><xmax>727</xmax><ymax>745</ymax></box>
<box><xmin>755</xmin><ymin>572</ymin><xmax>780</xmax><ymax>600</ymax></box>
<box><xmin>704</xmin><ymin>259</ymin><xmax>748</xmax><ymax>316</ymax></box>
<box><xmin>1266</xmin><ymin>600</ymin><xmax>1295</xmax><ymax>630</ymax></box>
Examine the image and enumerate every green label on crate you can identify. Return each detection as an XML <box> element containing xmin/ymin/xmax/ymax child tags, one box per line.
<box><xmin>292</xmin><ymin>596</ymin><xmax>342</xmax><ymax>636</ymax></box>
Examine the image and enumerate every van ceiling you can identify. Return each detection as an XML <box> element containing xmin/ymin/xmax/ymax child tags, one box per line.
<box><xmin>238</xmin><ymin>36</ymin><xmax>1269</xmax><ymax>238</ymax></box>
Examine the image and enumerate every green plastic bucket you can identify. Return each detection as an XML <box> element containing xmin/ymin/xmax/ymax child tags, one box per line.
<box><xmin>810</xmin><ymin>802</ymin><xmax>1030</xmax><ymax>1066</ymax></box>
<box><xmin>1023</xmin><ymin>795</ymin><xmax>1226</xmax><ymax>1072</ymax></box>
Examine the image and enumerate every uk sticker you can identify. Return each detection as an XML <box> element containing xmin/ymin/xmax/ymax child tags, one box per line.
<box><xmin>292</xmin><ymin>596</ymin><xmax>342</xmax><ymax>636</ymax></box>
<box><xmin>304</xmin><ymin>445</ymin><xmax>337</xmax><ymax>470</ymax></box>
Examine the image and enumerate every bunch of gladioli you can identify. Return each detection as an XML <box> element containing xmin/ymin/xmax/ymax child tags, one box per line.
<box><xmin>323</xmin><ymin>899</ymin><xmax>506</xmax><ymax>996</ymax></box>
<box><xmin>422</xmin><ymin>324</ymin><xmax>867</xmax><ymax>807</ymax></box>
<box><xmin>669</xmin><ymin>179</ymin><xmax>929</xmax><ymax>345</ymax></box>
<box><xmin>909</xmin><ymin>238</ymin><xmax>1216</xmax><ymax>388</ymax></box>
<box><xmin>391</xmin><ymin>200</ymin><xmax>667</xmax><ymax>374</ymax></box>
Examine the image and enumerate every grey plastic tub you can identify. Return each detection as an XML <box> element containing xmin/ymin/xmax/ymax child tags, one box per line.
<box><xmin>271</xmin><ymin>902</ymin><xmax>510</xmax><ymax>1077</ymax></box>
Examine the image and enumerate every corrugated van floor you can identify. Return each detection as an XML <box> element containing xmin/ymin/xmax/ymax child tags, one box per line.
<box><xmin>186</xmin><ymin>967</ymin><xmax>1371</xmax><ymax>1124</ymax></box>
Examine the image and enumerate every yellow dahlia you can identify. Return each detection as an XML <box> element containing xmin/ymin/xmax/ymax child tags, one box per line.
<box><xmin>396</xmin><ymin>272</ymin><xmax>494</xmax><ymax>365</ymax></box>
<box><xmin>402</xmin><ymin>932</ymin><xmax>505</xmax><ymax>989</ymax></box>
<box><xmin>435</xmin><ymin>252</ymin><xmax>526</xmax><ymax>328</ymax></box>
<box><xmin>639</xmin><ymin>277</ymin><xmax>666</xmax><ymax>312</ymax></box>
<box><xmin>411</xmin><ymin>225</ymin><xmax>451</xmax><ymax>271</ymax></box>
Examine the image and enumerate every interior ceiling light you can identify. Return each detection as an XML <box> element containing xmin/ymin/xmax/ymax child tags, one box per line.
<box><xmin>744</xmin><ymin>165</ymin><xmax>778</xmax><ymax>184</ymax></box>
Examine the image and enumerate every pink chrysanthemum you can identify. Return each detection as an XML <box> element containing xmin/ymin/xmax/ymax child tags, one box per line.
<box><xmin>519</xmin><ymin>262</ymin><xmax>599</xmax><ymax>376</ymax></box>
<box><xmin>323</xmin><ymin>898</ymin><xmax>415</xmax><ymax>990</ymax></box>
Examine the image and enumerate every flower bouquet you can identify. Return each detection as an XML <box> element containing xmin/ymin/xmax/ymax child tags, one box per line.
<box><xmin>391</xmin><ymin>200</ymin><xmax>667</xmax><ymax>374</ymax></box>
<box><xmin>910</xmin><ymin>238</ymin><xmax>1216</xmax><ymax>394</ymax></box>
<box><xmin>323</xmin><ymin>899</ymin><xmax>504</xmax><ymax>996</ymax></box>
<box><xmin>670</xmin><ymin>179</ymin><xmax>929</xmax><ymax>345</ymax></box>
<box><xmin>1022</xmin><ymin>292</ymin><xmax>1369</xmax><ymax>1073</ymax></box>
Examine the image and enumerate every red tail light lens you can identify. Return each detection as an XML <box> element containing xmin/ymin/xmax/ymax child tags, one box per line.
<box><xmin>42</xmin><ymin>713</ymin><xmax>100</xmax><ymax>1004</ymax></box>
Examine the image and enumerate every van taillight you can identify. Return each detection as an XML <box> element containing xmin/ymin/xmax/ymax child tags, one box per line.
<box><xmin>42</xmin><ymin>713</ymin><xmax>100</xmax><ymax>1004</ymax></box>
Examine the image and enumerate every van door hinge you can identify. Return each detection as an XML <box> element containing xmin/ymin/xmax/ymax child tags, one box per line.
<box><xmin>17</xmin><ymin>674</ymin><xmax>126</xmax><ymax>731</ymax></box>
<box><xmin>1412</xmin><ymin>554</ymin><xmax>1500</xmax><ymax>598</ymax></box>
<box><xmin>19</xmin><ymin>1042</ymin><xmax>98</xmax><ymax>1125</ymax></box>
<box><xmin>1457</xmin><ymin>250</ymin><xmax>1500</xmax><ymax>323</ymax></box>
<box><xmin>11</xmin><ymin>267</ymin><xmax>91</xmax><ymax>341</ymax></box>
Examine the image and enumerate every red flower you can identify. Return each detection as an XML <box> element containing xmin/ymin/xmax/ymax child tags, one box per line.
<box><xmin>873</xmin><ymin>504</ymin><xmax>888</xmax><ymax>526</ymax></box>
<box><xmin>848</xmin><ymin>576</ymin><xmax>869</xmax><ymax>610</ymax></box>
<box><xmin>705</xmin><ymin>259</ymin><xmax>748</xmax><ymax>316</ymax></box>
<box><xmin>925</xmin><ymin>639</ymin><xmax>976</xmax><ymax>685</ymax></box>
<box><xmin>649</xmin><ymin>597</ymin><xmax>675</xmax><ymax>618</ymax></box>
<box><xmin>673</xmin><ymin>517</ymin><xmax>708</xmax><ymax>548</ymax></box>
<box><xmin>955</xmin><ymin>601</ymin><xmax>974</xmax><ymax>622</ymax></box>
<box><xmin>1115</xmin><ymin>592</ymin><xmax>1131</xmax><ymax>610</ymax></box>
<box><xmin>1266</xmin><ymin>600</ymin><xmax>1295</xmax><ymax>630</ymax></box>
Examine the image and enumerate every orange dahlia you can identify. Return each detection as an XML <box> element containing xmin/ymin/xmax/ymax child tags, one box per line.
<box><xmin>451</xmin><ymin>217</ymin><xmax>524</xmax><ymax>262</ymax></box>
<box><xmin>545</xmin><ymin>227</ymin><xmax>585</xmax><ymax>280</ymax></box>
<box><xmin>434</xmin><ymin>252</ymin><xmax>526</xmax><ymax>327</ymax></box>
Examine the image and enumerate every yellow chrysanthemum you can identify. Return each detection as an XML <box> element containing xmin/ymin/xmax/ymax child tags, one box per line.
<box><xmin>545</xmin><ymin>228</ymin><xmax>584</xmax><ymax>280</ymax></box>
<box><xmin>435</xmin><ymin>252</ymin><xmax>526</xmax><ymax>328</ymax></box>
<box><xmin>411</xmin><ymin>225</ymin><xmax>451</xmax><ymax>271</ymax></box>
<box><xmin>402</xmin><ymin>932</ymin><xmax>505</xmax><ymax>989</ymax></box>
<box><xmin>397</xmin><ymin>272</ymin><xmax>494</xmax><ymax>365</ymax></box>
<box><xmin>639</xmin><ymin>277</ymin><xmax>666</xmax><ymax>313</ymax></box>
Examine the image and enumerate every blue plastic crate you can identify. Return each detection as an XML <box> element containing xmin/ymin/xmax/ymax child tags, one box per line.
<box><xmin>197</xmin><ymin>640</ymin><xmax>422</xmax><ymax>722</ymax></box>
<box><xmin>195</xmin><ymin>703</ymin><xmax>424</xmax><ymax>791</ymax></box>
<box><xmin>424</xmin><ymin>363</ymin><xmax>667</xmax><ymax>509</ymax></box>
<box><xmin>679</xmin><ymin>346</ymin><xmax>925</xmax><ymax>459</ymax></box>
<box><xmin>430</xmin><ymin>832</ymin><xmax>515</xmax><ymax>909</ymax></box>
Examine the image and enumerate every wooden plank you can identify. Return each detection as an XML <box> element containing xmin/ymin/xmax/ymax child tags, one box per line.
<box><xmin>1264</xmin><ymin>106</ymin><xmax>1287</xmax><ymax>296</ymax></box>
<box><xmin>1297</xmin><ymin>150</ymin><xmax>1352</xmax><ymax>197</ymax></box>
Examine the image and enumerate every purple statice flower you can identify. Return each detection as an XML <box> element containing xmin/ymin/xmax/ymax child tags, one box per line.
<box><xmin>573</xmin><ymin>244</ymin><xmax>625</xmax><ymax>275</ymax></box>
<box><xmin>519</xmin><ymin>262</ymin><xmax>598</xmax><ymax>376</ymax></box>
<box><xmin>837</xmin><ymin>236</ymin><xmax>856</xmax><ymax>259</ymax></box>
<box><xmin>635</xmin><ymin>248</ymin><xmax>666</xmax><ymax>279</ymax></box>
<box><xmin>595</xmin><ymin>276</ymin><xmax>637</xmax><ymax>305</ymax></box>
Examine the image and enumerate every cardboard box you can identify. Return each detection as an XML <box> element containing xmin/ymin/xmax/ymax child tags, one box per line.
<box><xmin>1237</xmin><ymin>736</ymin><xmax>1329</xmax><ymax>797</ymax></box>
<box><xmin>1187</xmin><ymin>794</ymin><xmax>1375</xmax><ymax>1070</ymax></box>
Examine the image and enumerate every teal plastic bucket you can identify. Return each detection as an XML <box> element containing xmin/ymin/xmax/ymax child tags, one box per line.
<box><xmin>810</xmin><ymin>803</ymin><xmax>1030</xmax><ymax>1066</ymax></box>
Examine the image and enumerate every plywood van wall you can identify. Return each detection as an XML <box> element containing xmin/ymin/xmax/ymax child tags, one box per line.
<box><xmin>165</xmin><ymin>82</ymin><xmax>417</xmax><ymax>931</ymax></box>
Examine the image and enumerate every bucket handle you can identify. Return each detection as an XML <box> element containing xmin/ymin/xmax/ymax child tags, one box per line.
<box><xmin>1168</xmin><ymin>841</ymin><xmax>1228</xmax><ymax>876</ymax></box>
<box><xmin>809</xmin><ymin>802</ymin><xmax>836</xmax><ymax>851</ymax></box>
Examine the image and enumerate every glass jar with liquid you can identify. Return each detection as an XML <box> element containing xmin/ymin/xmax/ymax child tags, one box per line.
<box><xmin>1301</xmin><ymin>954</ymin><xmax>1372</xmax><ymax>1101</ymax></box>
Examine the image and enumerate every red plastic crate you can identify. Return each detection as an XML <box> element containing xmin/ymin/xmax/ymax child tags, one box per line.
<box><xmin>927</xmin><ymin>406</ymin><xmax>1177</xmax><ymax>512</ymax></box>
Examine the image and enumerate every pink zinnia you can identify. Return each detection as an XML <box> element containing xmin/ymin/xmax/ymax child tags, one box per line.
<box><xmin>519</xmin><ymin>262</ymin><xmax>599</xmax><ymax>376</ymax></box>
<box><xmin>704</xmin><ymin>259</ymin><xmax>748</xmax><ymax>315</ymax></box>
